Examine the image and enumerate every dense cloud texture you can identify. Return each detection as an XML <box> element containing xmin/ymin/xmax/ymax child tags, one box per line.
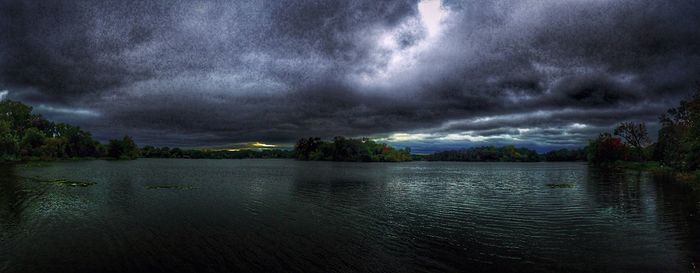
<box><xmin>1</xmin><ymin>0</ymin><xmax>699</xmax><ymax>151</ymax></box>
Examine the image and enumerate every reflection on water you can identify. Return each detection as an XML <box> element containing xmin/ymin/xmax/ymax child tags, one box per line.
<box><xmin>0</xmin><ymin>159</ymin><xmax>698</xmax><ymax>272</ymax></box>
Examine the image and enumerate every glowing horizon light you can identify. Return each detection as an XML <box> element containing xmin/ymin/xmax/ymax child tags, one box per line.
<box><xmin>376</xmin><ymin>133</ymin><xmax>435</xmax><ymax>142</ymax></box>
<box><xmin>252</xmin><ymin>142</ymin><xmax>276</xmax><ymax>148</ymax></box>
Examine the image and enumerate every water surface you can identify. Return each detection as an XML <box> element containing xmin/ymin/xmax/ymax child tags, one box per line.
<box><xmin>1</xmin><ymin>159</ymin><xmax>698</xmax><ymax>272</ymax></box>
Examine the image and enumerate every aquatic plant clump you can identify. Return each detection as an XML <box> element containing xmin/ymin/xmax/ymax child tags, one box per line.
<box><xmin>21</xmin><ymin>175</ymin><xmax>96</xmax><ymax>187</ymax></box>
<box><xmin>545</xmin><ymin>183</ymin><xmax>575</xmax><ymax>189</ymax></box>
<box><xmin>146</xmin><ymin>184</ymin><xmax>196</xmax><ymax>190</ymax></box>
<box><xmin>50</xmin><ymin>179</ymin><xmax>96</xmax><ymax>187</ymax></box>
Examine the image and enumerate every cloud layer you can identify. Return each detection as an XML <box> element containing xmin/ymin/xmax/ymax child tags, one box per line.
<box><xmin>1</xmin><ymin>0</ymin><xmax>699</xmax><ymax>150</ymax></box>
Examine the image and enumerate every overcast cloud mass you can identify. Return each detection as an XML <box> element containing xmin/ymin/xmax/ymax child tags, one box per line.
<box><xmin>1</xmin><ymin>0</ymin><xmax>699</xmax><ymax>152</ymax></box>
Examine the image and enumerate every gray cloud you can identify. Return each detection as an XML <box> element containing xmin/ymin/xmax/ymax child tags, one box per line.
<box><xmin>0</xmin><ymin>0</ymin><xmax>698</xmax><ymax>150</ymax></box>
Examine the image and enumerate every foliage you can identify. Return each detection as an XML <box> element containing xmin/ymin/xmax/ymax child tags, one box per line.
<box><xmin>20</xmin><ymin>127</ymin><xmax>46</xmax><ymax>157</ymax></box>
<box><xmin>587</xmin><ymin>87</ymin><xmax>699</xmax><ymax>173</ymax></box>
<box><xmin>613</xmin><ymin>122</ymin><xmax>650</xmax><ymax>161</ymax></box>
<box><xmin>654</xmin><ymin>90</ymin><xmax>700</xmax><ymax>171</ymax></box>
<box><xmin>585</xmin><ymin>133</ymin><xmax>628</xmax><ymax>166</ymax></box>
<box><xmin>293</xmin><ymin>137</ymin><xmax>411</xmax><ymax>162</ymax></box>
<box><xmin>426</xmin><ymin>145</ymin><xmax>542</xmax><ymax>162</ymax></box>
<box><xmin>0</xmin><ymin>100</ymin><xmax>138</xmax><ymax>162</ymax></box>
<box><xmin>54</xmin><ymin>123</ymin><xmax>101</xmax><ymax>158</ymax></box>
<box><xmin>108</xmin><ymin>136</ymin><xmax>140</xmax><ymax>160</ymax></box>
<box><xmin>0</xmin><ymin>120</ymin><xmax>20</xmax><ymax>161</ymax></box>
<box><xmin>543</xmin><ymin>148</ymin><xmax>586</xmax><ymax>161</ymax></box>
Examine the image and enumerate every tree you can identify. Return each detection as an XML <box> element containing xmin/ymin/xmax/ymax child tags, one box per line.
<box><xmin>41</xmin><ymin>138</ymin><xmax>68</xmax><ymax>159</ymax></box>
<box><xmin>586</xmin><ymin>133</ymin><xmax>628</xmax><ymax>165</ymax></box>
<box><xmin>20</xmin><ymin>127</ymin><xmax>46</xmax><ymax>157</ymax></box>
<box><xmin>426</xmin><ymin>146</ymin><xmax>542</xmax><ymax>162</ymax></box>
<box><xmin>293</xmin><ymin>137</ymin><xmax>411</xmax><ymax>162</ymax></box>
<box><xmin>294</xmin><ymin>137</ymin><xmax>321</xmax><ymax>160</ymax></box>
<box><xmin>0</xmin><ymin>100</ymin><xmax>34</xmax><ymax>135</ymax></box>
<box><xmin>0</xmin><ymin>100</ymin><xmax>136</xmax><ymax>162</ymax></box>
<box><xmin>655</xmin><ymin>89</ymin><xmax>700</xmax><ymax>170</ymax></box>
<box><xmin>543</xmin><ymin>148</ymin><xmax>586</xmax><ymax>161</ymax></box>
<box><xmin>0</xmin><ymin>120</ymin><xmax>19</xmax><ymax>161</ymax></box>
<box><xmin>169</xmin><ymin>147</ymin><xmax>184</xmax><ymax>158</ymax></box>
<box><xmin>108</xmin><ymin>136</ymin><xmax>140</xmax><ymax>160</ymax></box>
<box><xmin>686</xmin><ymin>91</ymin><xmax>700</xmax><ymax>170</ymax></box>
<box><xmin>54</xmin><ymin>123</ymin><xmax>100</xmax><ymax>157</ymax></box>
<box><xmin>613</xmin><ymin>122</ymin><xmax>650</xmax><ymax>161</ymax></box>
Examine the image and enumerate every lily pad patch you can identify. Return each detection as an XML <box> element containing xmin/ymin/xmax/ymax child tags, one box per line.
<box><xmin>545</xmin><ymin>183</ymin><xmax>575</xmax><ymax>189</ymax></box>
<box><xmin>146</xmin><ymin>184</ymin><xmax>196</xmax><ymax>190</ymax></box>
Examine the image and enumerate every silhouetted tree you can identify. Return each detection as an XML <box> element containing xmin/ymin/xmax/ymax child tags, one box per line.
<box><xmin>614</xmin><ymin>122</ymin><xmax>650</xmax><ymax>161</ymax></box>
<box><xmin>655</xmin><ymin>89</ymin><xmax>700</xmax><ymax>170</ymax></box>
<box><xmin>108</xmin><ymin>136</ymin><xmax>140</xmax><ymax>160</ymax></box>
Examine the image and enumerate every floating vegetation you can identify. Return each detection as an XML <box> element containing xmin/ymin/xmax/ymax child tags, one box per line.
<box><xmin>546</xmin><ymin>183</ymin><xmax>575</xmax><ymax>189</ymax></box>
<box><xmin>49</xmin><ymin>179</ymin><xmax>96</xmax><ymax>187</ymax></box>
<box><xmin>20</xmin><ymin>162</ymin><xmax>51</xmax><ymax>168</ymax></box>
<box><xmin>146</xmin><ymin>184</ymin><xmax>196</xmax><ymax>190</ymax></box>
<box><xmin>19</xmin><ymin>175</ymin><xmax>96</xmax><ymax>187</ymax></box>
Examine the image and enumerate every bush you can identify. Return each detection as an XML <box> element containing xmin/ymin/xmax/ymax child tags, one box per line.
<box><xmin>586</xmin><ymin>133</ymin><xmax>628</xmax><ymax>165</ymax></box>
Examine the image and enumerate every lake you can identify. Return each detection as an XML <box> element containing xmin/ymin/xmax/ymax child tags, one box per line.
<box><xmin>1</xmin><ymin>159</ymin><xmax>699</xmax><ymax>272</ymax></box>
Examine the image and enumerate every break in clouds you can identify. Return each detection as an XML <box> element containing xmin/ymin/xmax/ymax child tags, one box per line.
<box><xmin>1</xmin><ymin>0</ymin><xmax>699</xmax><ymax>151</ymax></box>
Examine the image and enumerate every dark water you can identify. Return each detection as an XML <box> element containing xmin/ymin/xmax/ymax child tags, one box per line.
<box><xmin>1</xmin><ymin>159</ymin><xmax>699</xmax><ymax>272</ymax></box>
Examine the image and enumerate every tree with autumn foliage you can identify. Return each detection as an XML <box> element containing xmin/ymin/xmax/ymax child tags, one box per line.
<box><xmin>586</xmin><ymin>133</ymin><xmax>628</xmax><ymax>166</ymax></box>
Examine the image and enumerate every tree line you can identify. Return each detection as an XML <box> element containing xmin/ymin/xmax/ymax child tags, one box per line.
<box><xmin>586</xmin><ymin>90</ymin><xmax>700</xmax><ymax>173</ymax></box>
<box><xmin>4</xmin><ymin>88</ymin><xmax>697</xmax><ymax>170</ymax></box>
<box><xmin>0</xmin><ymin>100</ymin><xmax>139</xmax><ymax>161</ymax></box>
<box><xmin>423</xmin><ymin>145</ymin><xmax>585</xmax><ymax>162</ymax></box>
<box><xmin>293</xmin><ymin>136</ymin><xmax>412</xmax><ymax>162</ymax></box>
<box><xmin>0</xmin><ymin>100</ymin><xmax>296</xmax><ymax>162</ymax></box>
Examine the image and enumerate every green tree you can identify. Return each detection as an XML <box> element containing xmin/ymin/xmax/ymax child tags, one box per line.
<box><xmin>655</xmin><ymin>90</ymin><xmax>699</xmax><ymax>170</ymax></box>
<box><xmin>108</xmin><ymin>136</ymin><xmax>140</xmax><ymax>160</ymax></box>
<box><xmin>293</xmin><ymin>137</ymin><xmax>411</xmax><ymax>162</ymax></box>
<box><xmin>294</xmin><ymin>137</ymin><xmax>322</xmax><ymax>160</ymax></box>
<box><xmin>0</xmin><ymin>100</ymin><xmax>34</xmax><ymax>135</ymax></box>
<box><xmin>0</xmin><ymin>120</ymin><xmax>19</xmax><ymax>161</ymax></box>
<box><xmin>54</xmin><ymin>123</ymin><xmax>100</xmax><ymax>157</ymax></box>
<box><xmin>41</xmin><ymin>138</ymin><xmax>68</xmax><ymax>159</ymax></box>
<box><xmin>20</xmin><ymin>128</ymin><xmax>46</xmax><ymax>157</ymax></box>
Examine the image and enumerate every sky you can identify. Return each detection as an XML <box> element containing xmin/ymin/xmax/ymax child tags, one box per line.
<box><xmin>1</xmin><ymin>0</ymin><xmax>699</xmax><ymax>153</ymax></box>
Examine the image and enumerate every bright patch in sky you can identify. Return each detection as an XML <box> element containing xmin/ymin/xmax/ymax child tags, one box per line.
<box><xmin>417</xmin><ymin>0</ymin><xmax>445</xmax><ymax>38</ymax></box>
<box><xmin>252</xmin><ymin>142</ymin><xmax>276</xmax><ymax>148</ymax></box>
<box><xmin>381</xmin><ymin>133</ymin><xmax>434</xmax><ymax>142</ymax></box>
<box><xmin>355</xmin><ymin>0</ymin><xmax>450</xmax><ymax>86</ymax></box>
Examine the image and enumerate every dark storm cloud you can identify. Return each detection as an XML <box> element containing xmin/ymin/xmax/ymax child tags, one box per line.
<box><xmin>1</xmin><ymin>0</ymin><xmax>699</xmax><ymax>149</ymax></box>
